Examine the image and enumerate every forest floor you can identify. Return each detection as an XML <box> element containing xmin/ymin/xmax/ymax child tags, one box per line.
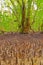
<box><xmin>0</xmin><ymin>32</ymin><xmax>43</xmax><ymax>65</ymax></box>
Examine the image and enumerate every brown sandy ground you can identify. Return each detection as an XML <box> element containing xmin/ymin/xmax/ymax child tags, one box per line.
<box><xmin>0</xmin><ymin>32</ymin><xmax>43</xmax><ymax>65</ymax></box>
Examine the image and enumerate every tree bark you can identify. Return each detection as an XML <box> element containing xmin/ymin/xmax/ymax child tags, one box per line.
<box><xmin>21</xmin><ymin>0</ymin><xmax>32</xmax><ymax>33</ymax></box>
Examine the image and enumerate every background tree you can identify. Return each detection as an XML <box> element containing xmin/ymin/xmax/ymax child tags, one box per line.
<box><xmin>0</xmin><ymin>0</ymin><xmax>43</xmax><ymax>33</ymax></box>
<box><xmin>5</xmin><ymin>0</ymin><xmax>33</xmax><ymax>33</ymax></box>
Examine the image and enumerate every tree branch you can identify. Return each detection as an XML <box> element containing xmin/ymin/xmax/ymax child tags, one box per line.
<box><xmin>10</xmin><ymin>0</ymin><xmax>18</xmax><ymax>14</ymax></box>
<box><xmin>16</xmin><ymin>0</ymin><xmax>22</xmax><ymax>8</ymax></box>
<box><xmin>6</xmin><ymin>5</ymin><xmax>19</xmax><ymax>22</ymax></box>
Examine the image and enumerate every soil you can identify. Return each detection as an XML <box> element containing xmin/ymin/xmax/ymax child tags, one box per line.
<box><xmin>0</xmin><ymin>32</ymin><xmax>43</xmax><ymax>65</ymax></box>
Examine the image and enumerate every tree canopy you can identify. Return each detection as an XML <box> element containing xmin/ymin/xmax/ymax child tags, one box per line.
<box><xmin>0</xmin><ymin>0</ymin><xmax>43</xmax><ymax>33</ymax></box>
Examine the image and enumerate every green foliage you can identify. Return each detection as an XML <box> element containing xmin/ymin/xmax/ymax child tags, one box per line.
<box><xmin>0</xmin><ymin>12</ymin><xmax>19</xmax><ymax>32</ymax></box>
<box><xmin>0</xmin><ymin>0</ymin><xmax>43</xmax><ymax>32</ymax></box>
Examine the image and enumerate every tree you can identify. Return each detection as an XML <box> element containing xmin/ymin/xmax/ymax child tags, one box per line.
<box><xmin>0</xmin><ymin>0</ymin><xmax>43</xmax><ymax>33</ymax></box>
<box><xmin>5</xmin><ymin>0</ymin><xmax>33</xmax><ymax>33</ymax></box>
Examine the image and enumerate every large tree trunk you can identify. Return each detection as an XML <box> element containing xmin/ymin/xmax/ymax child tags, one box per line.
<box><xmin>21</xmin><ymin>0</ymin><xmax>32</xmax><ymax>33</ymax></box>
<box><xmin>21</xmin><ymin>1</ymin><xmax>26</xmax><ymax>33</ymax></box>
<box><xmin>21</xmin><ymin>2</ymin><xmax>30</xmax><ymax>33</ymax></box>
<box><xmin>0</xmin><ymin>32</ymin><xmax>43</xmax><ymax>65</ymax></box>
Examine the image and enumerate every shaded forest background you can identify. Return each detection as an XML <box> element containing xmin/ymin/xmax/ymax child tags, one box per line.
<box><xmin>0</xmin><ymin>0</ymin><xmax>43</xmax><ymax>33</ymax></box>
